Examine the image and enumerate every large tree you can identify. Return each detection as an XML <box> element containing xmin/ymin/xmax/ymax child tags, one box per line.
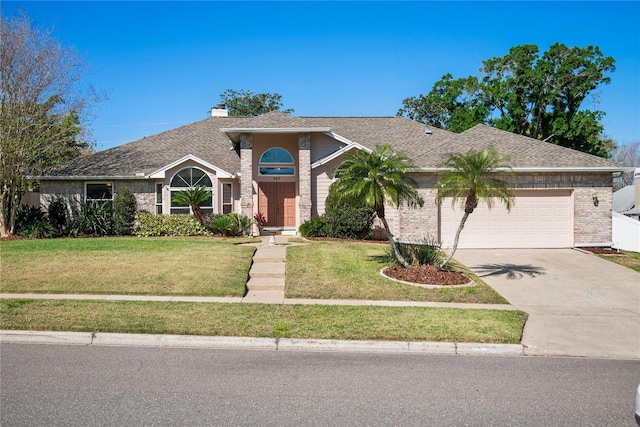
<box><xmin>398</xmin><ymin>43</ymin><xmax>616</xmax><ymax>158</ymax></box>
<box><xmin>330</xmin><ymin>144</ymin><xmax>424</xmax><ymax>268</ymax></box>
<box><xmin>436</xmin><ymin>146</ymin><xmax>514</xmax><ymax>268</ymax></box>
<box><xmin>1</xmin><ymin>14</ymin><xmax>98</xmax><ymax>236</ymax></box>
<box><xmin>219</xmin><ymin>89</ymin><xmax>293</xmax><ymax>117</ymax></box>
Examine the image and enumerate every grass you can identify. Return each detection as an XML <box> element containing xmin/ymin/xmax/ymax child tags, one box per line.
<box><xmin>0</xmin><ymin>237</ymin><xmax>257</xmax><ymax>296</ymax></box>
<box><xmin>0</xmin><ymin>299</ymin><xmax>527</xmax><ymax>343</ymax></box>
<box><xmin>285</xmin><ymin>240</ymin><xmax>508</xmax><ymax>304</ymax></box>
<box><xmin>597</xmin><ymin>250</ymin><xmax>640</xmax><ymax>272</ymax></box>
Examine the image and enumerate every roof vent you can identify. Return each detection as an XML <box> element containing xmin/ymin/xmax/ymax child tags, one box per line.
<box><xmin>424</xmin><ymin>128</ymin><xmax>433</xmax><ymax>135</ymax></box>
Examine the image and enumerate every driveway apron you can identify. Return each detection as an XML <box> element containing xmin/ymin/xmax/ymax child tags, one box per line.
<box><xmin>454</xmin><ymin>249</ymin><xmax>640</xmax><ymax>359</ymax></box>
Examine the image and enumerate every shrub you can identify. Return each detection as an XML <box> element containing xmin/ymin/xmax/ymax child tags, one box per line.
<box><xmin>19</xmin><ymin>220</ymin><xmax>57</xmax><ymax>239</ymax></box>
<box><xmin>299</xmin><ymin>215</ymin><xmax>327</xmax><ymax>237</ymax></box>
<box><xmin>15</xmin><ymin>205</ymin><xmax>47</xmax><ymax>235</ymax></box>
<box><xmin>113</xmin><ymin>187</ymin><xmax>137</xmax><ymax>235</ymax></box>
<box><xmin>47</xmin><ymin>195</ymin><xmax>69</xmax><ymax>236</ymax></box>
<box><xmin>209</xmin><ymin>213</ymin><xmax>252</xmax><ymax>236</ymax></box>
<box><xmin>136</xmin><ymin>213</ymin><xmax>210</xmax><ymax>237</ymax></box>
<box><xmin>325</xmin><ymin>204</ymin><xmax>374</xmax><ymax>240</ymax></box>
<box><xmin>399</xmin><ymin>239</ymin><xmax>444</xmax><ymax>266</ymax></box>
<box><xmin>70</xmin><ymin>202</ymin><xmax>115</xmax><ymax>236</ymax></box>
<box><xmin>323</xmin><ymin>186</ymin><xmax>375</xmax><ymax>240</ymax></box>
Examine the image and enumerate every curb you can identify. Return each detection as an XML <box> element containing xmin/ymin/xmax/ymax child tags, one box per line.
<box><xmin>0</xmin><ymin>330</ymin><xmax>525</xmax><ymax>356</ymax></box>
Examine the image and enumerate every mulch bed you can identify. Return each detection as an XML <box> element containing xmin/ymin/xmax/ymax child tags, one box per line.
<box><xmin>384</xmin><ymin>265</ymin><xmax>470</xmax><ymax>286</ymax></box>
<box><xmin>579</xmin><ymin>247</ymin><xmax>623</xmax><ymax>255</ymax></box>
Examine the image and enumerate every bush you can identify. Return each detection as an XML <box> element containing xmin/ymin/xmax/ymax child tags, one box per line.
<box><xmin>15</xmin><ymin>205</ymin><xmax>47</xmax><ymax>235</ymax></box>
<box><xmin>19</xmin><ymin>220</ymin><xmax>58</xmax><ymax>239</ymax></box>
<box><xmin>114</xmin><ymin>187</ymin><xmax>137</xmax><ymax>235</ymax></box>
<box><xmin>399</xmin><ymin>239</ymin><xmax>444</xmax><ymax>266</ymax></box>
<box><xmin>136</xmin><ymin>213</ymin><xmax>210</xmax><ymax>237</ymax></box>
<box><xmin>70</xmin><ymin>202</ymin><xmax>114</xmax><ymax>236</ymax></box>
<box><xmin>47</xmin><ymin>195</ymin><xmax>69</xmax><ymax>236</ymax></box>
<box><xmin>299</xmin><ymin>215</ymin><xmax>327</xmax><ymax>237</ymax></box>
<box><xmin>323</xmin><ymin>185</ymin><xmax>375</xmax><ymax>240</ymax></box>
<box><xmin>209</xmin><ymin>213</ymin><xmax>252</xmax><ymax>236</ymax></box>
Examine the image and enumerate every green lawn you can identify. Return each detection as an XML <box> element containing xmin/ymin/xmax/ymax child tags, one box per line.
<box><xmin>598</xmin><ymin>250</ymin><xmax>640</xmax><ymax>272</ymax></box>
<box><xmin>0</xmin><ymin>236</ymin><xmax>526</xmax><ymax>343</ymax></box>
<box><xmin>286</xmin><ymin>240</ymin><xmax>508</xmax><ymax>304</ymax></box>
<box><xmin>0</xmin><ymin>299</ymin><xmax>527</xmax><ymax>343</ymax></box>
<box><xmin>0</xmin><ymin>237</ymin><xmax>256</xmax><ymax>296</ymax></box>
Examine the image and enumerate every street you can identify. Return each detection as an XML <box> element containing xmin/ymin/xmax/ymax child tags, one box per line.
<box><xmin>1</xmin><ymin>343</ymin><xmax>638</xmax><ymax>426</ymax></box>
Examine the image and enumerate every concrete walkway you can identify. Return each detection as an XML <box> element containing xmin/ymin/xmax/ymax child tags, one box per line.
<box><xmin>242</xmin><ymin>236</ymin><xmax>289</xmax><ymax>304</ymax></box>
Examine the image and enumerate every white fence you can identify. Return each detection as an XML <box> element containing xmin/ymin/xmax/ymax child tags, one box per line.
<box><xmin>612</xmin><ymin>211</ymin><xmax>640</xmax><ymax>252</ymax></box>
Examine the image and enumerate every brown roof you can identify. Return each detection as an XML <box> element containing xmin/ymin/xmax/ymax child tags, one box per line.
<box><xmin>42</xmin><ymin>112</ymin><xmax>622</xmax><ymax>178</ymax></box>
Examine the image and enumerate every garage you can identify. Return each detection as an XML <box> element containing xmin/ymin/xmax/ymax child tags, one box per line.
<box><xmin>439</xmin><ymin>189</ymin><xmax>573</xmax><ymax>249</ymax></box>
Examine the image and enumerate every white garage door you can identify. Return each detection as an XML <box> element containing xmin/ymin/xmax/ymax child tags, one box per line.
<box><xmin>440</xmin><ymin>190</ymin><xmax>573</xmax><ymax>249</ymax></box>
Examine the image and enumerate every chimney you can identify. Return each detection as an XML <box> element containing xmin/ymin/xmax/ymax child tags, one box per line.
<box><xmin>634</xmin><ymin>167</ymin><xmax>640</xmax><ymax>212</ymax></box>
<box><xmin>211</xmin><ymin>103</ymin><xmax>228</xmax><ymax>117</ymax></box>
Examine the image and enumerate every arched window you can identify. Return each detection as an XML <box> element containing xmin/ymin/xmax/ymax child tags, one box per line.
<box><xmin>169</xmin><ymin>167</ymin><xmax>214</xmax><ymax>214</ymax></box>
<box><xmin>259</xmin><ymin>147</ymin><xmax>295</xmax><ymax>176</ymax></box>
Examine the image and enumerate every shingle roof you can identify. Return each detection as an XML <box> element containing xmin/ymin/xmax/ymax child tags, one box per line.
<box><xmin>42</xmin><ymin>112</ymin><xmax>623</xmax><ymax>178</ymax></box>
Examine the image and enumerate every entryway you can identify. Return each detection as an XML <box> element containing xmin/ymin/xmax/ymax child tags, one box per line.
<box><xmin>257</xmin><ymin>182</ymin><xmax>296</xmax><ymax>227</ymax></box>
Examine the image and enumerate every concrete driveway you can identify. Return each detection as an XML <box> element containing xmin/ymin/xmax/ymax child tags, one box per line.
<box><xmin>454</xmin><ymin>249</ymin><xmax>640</xmax><ymax>359</ymax></box>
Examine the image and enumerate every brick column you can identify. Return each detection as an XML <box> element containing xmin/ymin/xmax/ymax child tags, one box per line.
<box><xmin>240</xmin><ymin>134</ymin><xmax>254</xmax><ymax>227</ymax></box>
<box><xmin>298</xmin><ymin>133</ymin><xmax>312</xmax><ymax>225</ymax></box>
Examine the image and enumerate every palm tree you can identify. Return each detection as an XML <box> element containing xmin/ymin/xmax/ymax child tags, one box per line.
<box><xmin>331</xmin><ymin>144</ymin><xmax>424</xmax><ymax>268</ymax></box>
<box><xmin>171</xmin><ymin>187</ymin><xmax>212</xmax><ymax>227</ymax></box>
<box><xmin>436</xmin><ymin>145</ymin><xmax>514</xmax><ymax>268</ymax></box>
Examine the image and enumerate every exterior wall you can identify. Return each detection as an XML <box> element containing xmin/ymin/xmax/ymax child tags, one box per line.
<box><xmin>240</xmin><ymin>134</ymin><xmax>254</xmax><ymax>223</ymax></box>
<box><xmin>395</xmin><ymin>171</ymin><xmax>614</xmax><ymax>246</ymax></box>
<box><xmin>311</xmin><ymin>157</ymin><xmax>342</xmax><ymax>216</ymax></box>
<box><xmin>310</xmin><ymin>133</ymin><xmax>344</xmax><ymax>163</ymax></box>
<box><xmin>298</xmin><ymin>133</ymin><xmax>312</xmax><ymax>224</ymax></box>
<box><xmin>39</xmin><ymin>179</ymin><xmax>155</xmax><ymax>215</ymax></box>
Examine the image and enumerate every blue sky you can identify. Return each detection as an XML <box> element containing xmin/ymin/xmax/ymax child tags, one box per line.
<box><xmin>4</xmin><ymin>1</ymin><xmax>640</xmax><ymax>151</ymax></box>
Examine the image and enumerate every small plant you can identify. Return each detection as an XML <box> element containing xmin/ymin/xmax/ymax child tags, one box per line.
<box><xmin>15</xmin><ymin>205</ymin><xmax>47</xmax><ymax>235</ymax></box>
<box><xmin>299</xmin><ymin>215</ymin><xmax>327</xmax><ymax>237</ymax></box>
<box><xmin>70</xmin><ymin>201</ymin><xmax>114</xmax><ymax>236</ymax></box>
<box><xmin>47</xmin><ymin>195</ymin><xmax>70</xmax><ymax>236</ymax></box>
<box><xmin>209</xmin><ymin>213</ymin><xmax>253</xmax><ymax>236</ymax></box>
<box><xmin>399</xmin><ymin>238</ymin><xmax>444</xmax><ymax>267</ymax></box>
<box><xmin>113</xmin><ymin>187</ymin><xmax>137</xmax><ymax>235</ymax></box>
<box><xmin>253</xmin><ymin>211</ymin><xmax>267</xmax><ymax>227</ymax></box>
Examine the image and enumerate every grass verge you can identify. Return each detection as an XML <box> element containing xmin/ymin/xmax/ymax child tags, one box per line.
<box><xmin>0</xmin><ymin>299</ymin><xmax>527</xmax><ymax>343</ymax></box>
<box><xmin>286</xmin><ymin>240</ymin><xmax>508</xmax><ymax>304</ymax></box>
<box><xmin>597</xmin><ymin>250</ymin><xmax>640</xmax><ymax>272</ymax></box>
<box><xmin>0</xmin><ymin>237</ymin><xmax>256</xmax><ymax>296</ymax></box>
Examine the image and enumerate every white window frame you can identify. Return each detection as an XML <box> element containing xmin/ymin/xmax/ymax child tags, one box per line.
<box><xmin>169</xmin><ymin>167</ymin><xmax>214</xmax><ymax>215</ymax></box>
<box><xmin>155</xmin><ymin>183</ymin><xmax>163</xmax><ymax>214</ymax></box>
<box><xmin>221</xmin><ymin>182</ymin><xmax>233</xmax><ymax>214</ymax></box>
<box><xmin>259</xmin><ymin>147</ymin><xmax>296</xmax><ymax>176</ymax></box>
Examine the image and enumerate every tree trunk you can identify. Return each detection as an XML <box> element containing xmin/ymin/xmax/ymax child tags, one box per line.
<box><xmin>379</xmin><ymin>215</ymin><xmax>410</xmax><ymax>268</ymax></box>
<box><xmin>439</xmin><ymin>212</ymin><xmax>470</xmax><ymax>269</ymax></box>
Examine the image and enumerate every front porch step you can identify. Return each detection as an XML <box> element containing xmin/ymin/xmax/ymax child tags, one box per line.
<box><xmin>249</xmin><ymin>262</ymin><xmax>285</xmax><ymax>278</ymax></box>
<box><xmin>246</xmin><ymin>277</ymin><xmax>285</xmax><ymax>291</ymax></box>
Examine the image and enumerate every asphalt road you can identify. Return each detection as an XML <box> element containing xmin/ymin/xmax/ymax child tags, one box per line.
<box><xmin>1</xmin><ymin>343</ymin><xmax>638</xmax><ymax>426</ymax></box>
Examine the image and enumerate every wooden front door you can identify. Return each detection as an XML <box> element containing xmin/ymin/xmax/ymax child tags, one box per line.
<box><xmin>258</xmin><ymin>182</ymin><xmax>296</xmax><ymax>227</ymax></box>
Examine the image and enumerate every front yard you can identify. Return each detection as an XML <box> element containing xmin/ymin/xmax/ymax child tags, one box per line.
<box><xmin>0</xmin><ymin>237</ymin><xmax>526</xmax><ymax>344</ymax></box>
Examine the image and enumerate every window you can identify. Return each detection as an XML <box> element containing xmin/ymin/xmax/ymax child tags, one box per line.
<box><xmin>222</xmin><ymin>183</ymin><xmax>233</xmax><ymax>214</ymax></box>
<box><xmin>155</xmin><ymin>183</ymin><xmax>163</xmax><ymax>214</ymax></box>
<box><xmin>86</xmin><ymin>183</ymin><xmax>113</xmax><ymax>203</ymax></box>
<box><xmin>169</xmin><ymin>167</ymin><xmax>214</xmax><ymax>215</ymax></box>
<box><xmin>259</xmin><ymin>147</ymin><xmax>295</xmax><ymax>176</ymax></box>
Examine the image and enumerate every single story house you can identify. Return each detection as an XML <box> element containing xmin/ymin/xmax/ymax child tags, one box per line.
<box><xmin>39</xmin><ymin>108</ymin><xmax>626</xmax><ymax>249</ymax></box>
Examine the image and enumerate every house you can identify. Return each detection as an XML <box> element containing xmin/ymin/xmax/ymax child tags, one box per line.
<box><xmin>613</xmin><ymin>168</ymin><xmax>640</xmax><ymax>220</ymax></box>
<box><xmin>39</xmin><ymin>108</ymin><xmax>627</xmax><ymax>249</ymax></box>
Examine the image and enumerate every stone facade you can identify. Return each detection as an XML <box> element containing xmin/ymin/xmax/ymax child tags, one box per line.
<box><xmin>239</xmin><ymin>134</ymin><xmax>254</xmax><ymax>223</ymax></box>
<box><xmin>298</xmin><ymin>133</ymin><xmax>312</xmax><ymax>225</ymax></box>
